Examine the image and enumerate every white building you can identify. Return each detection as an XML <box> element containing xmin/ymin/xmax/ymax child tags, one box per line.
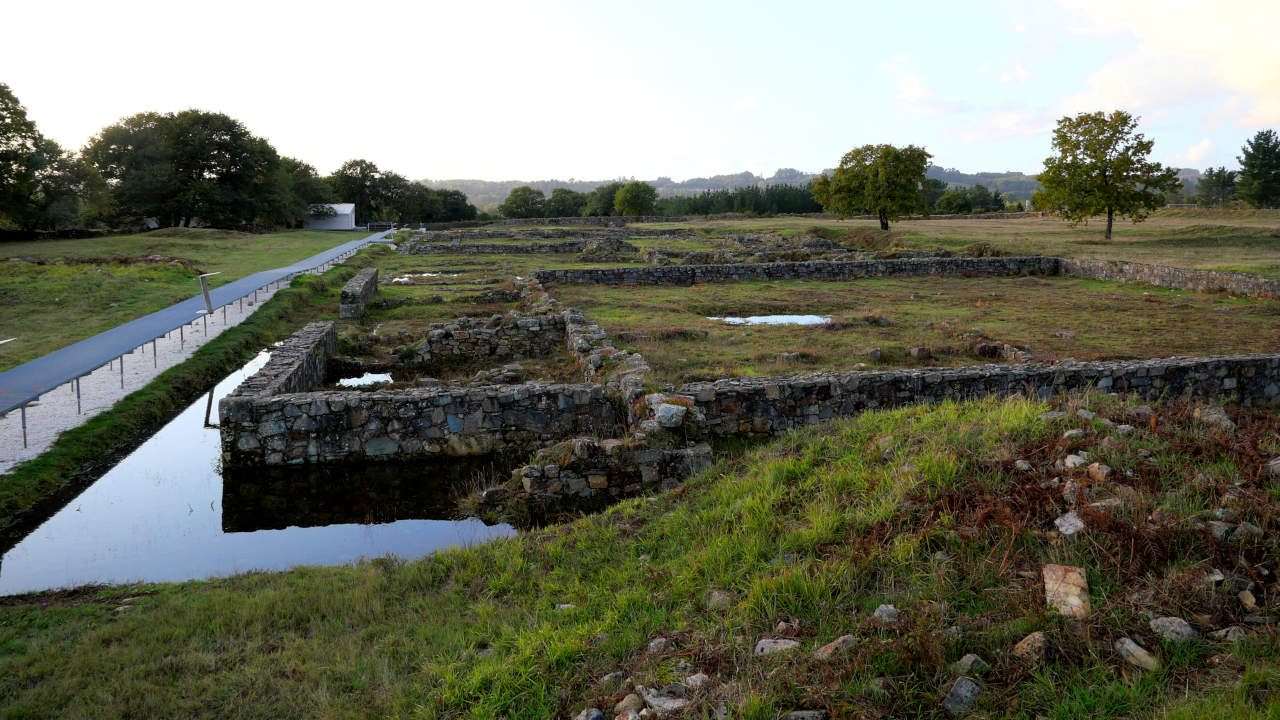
<box><xmin>304</xmin><ymin>203</ymin><xmax>356</xmax><ymax>231</ymax></box>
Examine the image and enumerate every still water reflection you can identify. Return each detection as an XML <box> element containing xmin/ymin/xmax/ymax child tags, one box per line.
<box><xmin>0</xmin><ymin>351</ymin><xmax>514</xmax><ymax>596</ymax></box>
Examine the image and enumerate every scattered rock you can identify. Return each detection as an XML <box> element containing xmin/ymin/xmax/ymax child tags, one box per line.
<box><xmin>873</xmin><ymin>604</ymin><xmax>900</xmax><ymax>624</ymax></box>
<box><xmin>1014</xmin><ymin>459</ymin><xmax>1033</xmax><ymax>472</ymax></box>
<box><xmin>1209</xmin><ymin>626</ymin><xmax>1247</xmax><ymax>642</ymax></box>
<box><xmin>615</xmin><ymin>693</ymin><xmax>644</xmax><ymax>715</ymax></box>
<box><xmin>1268</xmin><ymin>458</ymin><xmax>1280</xmax><ymax>477</ymax></box>
<box><xmin>1115</xmin><ymin>637</ymin><xmax>1160</xmax><ymax>671</ymax></box>
<box><xmin>909</xmin><ymin>346</ymin><xmax>932</xmax><ymax>360</ymax></box>
<box><xmin>707</xmin><ymin>589</ymin><xmax>734</xmax><ymax>611</ymax></box>
<box><xmin>572</xmin><ymin>708</ymin><xmax>605</xmax><ymax>720</ymax></box>
<box><xmin>1062</xmin><ymin>429</ymin><xmax>1086</xmax><ymax>441</ymax></box>
<box><xmin>813</xmin><ymin>634</ymin><xmax>857</xmax><ymax>660</ymax></box>
<box><xmin>1194</xmin><ymin>406</ymin><xmax>1235</xmax><ymax>431</ymax></box>
<box><xmin>637</xmin><ymin>684</ymin><xmax>690</xmax><ymax>715</ymax></box>
<box><xmin>1244</xmin><ymin>614</ymin><xmax>1277</xmax><ymax>625</ymax></box>
<box><xmin>1231</xmin><ymin>521</ymin><xmax>1263</xmax><ymax>542</ymax></box>
<box><xmin>1043</xmin><ymin>564</ymin><xmax>1090</xmax><ymax>618</ymax></box>
<box><xmin>950</xmin><ymin>654</ymin><xmax>990</xmax><ymax>675</ymax></box>
<box><xmin>1149</xmin><ymin>616</ymin><xmax>1198</xmax><ymax>643</ymax></box>
<box><xmin>1087</xmin><ymin>463</ymin><xmax>1112</xmax><ymax>482</ymax></box>
<box><xmin>1239</xmin><ymin>590</ymin><xmax>1258</xmax><ymax>612</ymax></box>
<box><xmin>599</xmin><ymin>671</ymin><xmax>627</xmax><ymax>691</ymax></box>
<box><xmin>786</xmin><ymin>712</ymin><xmax>826</xmax><ymax>720</ymax></box>
<box><xmin>1062</xmin><ymin>454</ymin><xmax>1087</xmax><ymax>469</ymax></box>
<box><xmin>1038</xmin><ymin>411</ymin><xmax>1067</xmax><ymax>421</ymax></box>
<box><xmin>646</xmin><ymin>637</ymin><xmax>673</xmax><ymax>654</ymax></box>
<box><xmin>867</xmin><ymin>347</ymin><xmax>883</xmax><ymax>361</ymax></box>
<box><xmin>1011</xmin><ymin>631</ymin><xmax>1047</xmax><ymax>664</ymax></box>
<box><xmin>556</xmin><ymin>603</ymin><xmax>576</xmax><ymax>612</ymax></box>
<box><xmin>1211</xmin><ymin>508</ymin><xmax>1239</xmax><ymax>523</ymax></box>
<box><xmin>1087</xmin><ymin>498</ymin><xmax>1123</xmax><ymax>512</ymax></box>
<box><xmin>1115</xmin><ymin>424</ymin><xmax>1136</xmax><ymax>435</ymax></box>
<box><xmin>940</xmin><ymin>676</ymin><xmax>981</xmax><ymax>715</ymax></box>
<box><xmin>654</xmin><ymin>403</ymin><xmax>688</xmax><ymax>428</ymax></box>
<box><xmin>775</xmin><ymin>619</ymin><xmax>801</xmax><ymax>634</ymax></box>
<box><xmin>1206</xmin><ymin>521</ymin><xmax>1234</xmax><ymax>541</ymax></box>
<box><xmin>685</xmin><ymin>673</ymin><xmax>711</xmax><ymax>690</ymax></box>
<box><xmin>753</xmin><ymin>638</ymin><xmax>801</xmax><ymax>655</ymax></box>
<box><xmin>1055</xmin><ymin>511</ymin><xmax>1086</xmax><ymax>536</ymax></box>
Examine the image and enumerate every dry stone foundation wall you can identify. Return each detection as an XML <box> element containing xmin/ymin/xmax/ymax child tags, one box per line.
<box><xmin>221</xmin><ymin>382</ymin><xmax>621</xmax><ymax>466</ymax></box>
<box><xmin>671</xmin><ymin>355</ymin><xmax>1280</xmax><ymax>439</ymax></box>
<box><xmin>413</xmin><ymin>312</ymin><xmax>567</xmax><ymax>365</ymax></box>
<box><xmin>339</xmin><ymin>268</ymin><xmax>379</xmax><ymax>319</ymax></box>
<box><xmin>532</xmin><ymin>256</ymin><xmax>1060</xmax><ymax>286</ymax></box>
<box><xmin>1060</xmin><ymin>258</ymin><xmax>1280</xmax><ymax>300</ymax></box>
<box><xmin>222</xmin><ymin>322</ymin><xmax>335</xmax><ymax>400</ymax></box>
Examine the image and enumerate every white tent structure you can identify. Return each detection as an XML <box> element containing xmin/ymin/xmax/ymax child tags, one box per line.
<box><xmin>304</xmin><ymin>203</ymin><xmax>357</xmax><ymax>230</ymax></box>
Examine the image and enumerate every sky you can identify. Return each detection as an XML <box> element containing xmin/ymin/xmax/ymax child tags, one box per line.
<box><xmin>3</xmin><ymin>0</ymin><xmax>1278</xmax><ymax>182</ymax></box>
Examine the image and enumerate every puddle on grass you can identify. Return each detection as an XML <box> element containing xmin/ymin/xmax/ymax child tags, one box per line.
<box><xmin>0</xmin><ymin>351</ymin><xmax>514</xmax><ymax>596</ymax></box>
<box><xmin>390</xmin><ymin>272</ymin><xmax>458</xmax><ymax>284</ymax></box>
<box><xmin>337</xmin><ymin>372</ymin><xmax>393</xmax><ymax>388</ymax></box>
<box><xmin>707</xmin><ymin>314</ymin><xmax>831</xmax><ymax>326</ymax></box>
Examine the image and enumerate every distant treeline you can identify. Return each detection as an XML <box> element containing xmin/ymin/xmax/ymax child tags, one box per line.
<box><xmin>0</xmin><ymin>83</ymin><xmax>477</xmax><ymax>234</ymax></box>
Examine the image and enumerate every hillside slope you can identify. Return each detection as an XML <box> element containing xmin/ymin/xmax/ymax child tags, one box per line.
<box><xmin>1</xmin><ymin>394</ymin><xmax>1276</xmax><ymax>719</ymax></box>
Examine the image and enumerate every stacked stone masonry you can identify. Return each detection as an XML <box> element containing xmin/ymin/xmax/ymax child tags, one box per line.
<box><xmin>532</xmin><ymin>256</ymin><xmax>1060</xmax><ymax>286</ymax></box>
<box><xmin>222</xmin><ymin>322</ymin><xmax>335</xmax><ymax>399</ymax></box>
<box><xmin>516</xmin><ymin>437</ymin><xmax>714</xmax><ymax>499</ymax></box>
<box><xmin>674</xmin><ymin>355</ymin><xmax>1280</xmax><ymax>439</ymax></box>
<box><xmin>221</xmin><ymin>382</ymin><xmax>620</xmax><ymax>466</ymax></box>
<box><xmin>339</xmin><ymin>268</ymin><xmax>379</xmax><ymax>319</ymax></box>
<box><xmin>414</xmin><ymin>312</ymin><xmax>566</xmax><ymax>365</ymax></box>
<box><xmin>1060</xmin><ymin>258</ymin><xmax>1280</xmax><ymax>300</ymax></box>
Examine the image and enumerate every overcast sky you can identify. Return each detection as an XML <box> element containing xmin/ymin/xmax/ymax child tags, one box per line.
<box><xmin>4</xmin><ymin>0</ymin><xmax>1277</xmax><ymax>181</ymax></box>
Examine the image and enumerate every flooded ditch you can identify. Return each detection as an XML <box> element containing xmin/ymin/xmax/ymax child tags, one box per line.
<box><xmin>0</xmin><ymin>350</ymin><xmax>515</xmax><ymax>596</ymax></box>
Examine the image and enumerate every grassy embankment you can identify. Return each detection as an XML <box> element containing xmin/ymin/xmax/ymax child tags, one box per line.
<box><xmin>0</xmin><ymin>228</ymin><xmax>362</xmax><ymax>371</ymax></box>
<box><xmin>553</xmin><ymin>275</ymin><xmax>1280</xmax><ymax>382</ymax></box>
<box><xmin>1</xmin><ymin>393</ymin><xmax>1276</xmax><ymax>718</ymax></box>
<box><xmin>0</xmin><ymin>249</ymin><xmax>385</xmax><ymax>535</ymax></box>
<box><xmin>635</xmin><ymin>208</ymin><xmax>1280</xmax><ymax>278</ymax></box>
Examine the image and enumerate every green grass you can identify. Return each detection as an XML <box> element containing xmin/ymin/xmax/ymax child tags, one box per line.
<box><xmin>633</xmin><ymin>209</ymin><xmax>1280</xmax><ymax>277</ymax></box>
<box><xmin>0</xmin><ymin>228</ymin><xmax>361</xmax><ymax>370</ymax></box>
<box><xmin>0</xmin><ymin>250</ymin><xmax>384</xmax><ymax>532</ymax></box>
<box><xmin>552</xmin><ymin>275</ymin><xmax>1280</xmax><ymax>382</ymax></box>
<box><xmin>1</xmin><ymin>393</ymin><xmax>1275</xmax><ymax>718</ymax></box>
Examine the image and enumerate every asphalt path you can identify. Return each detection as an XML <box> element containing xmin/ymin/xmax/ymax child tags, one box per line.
<box><xmin>0</xmin><ymin>230</ymin><xmax>392</xmax><ymax>416</ymax></box>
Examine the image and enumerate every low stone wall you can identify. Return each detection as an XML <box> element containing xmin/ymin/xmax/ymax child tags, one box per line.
<box><xmin>222</xmin><ymin>322</ymin><xmax>335</xmax><ymax>400</ymax></box>
<box><xmin>515</xmin><ymin>437</ymin><xmax>713</xmax><ymax>499</ymax></box>
<box><xmin>1061</xmin><ymin>258</ymin><xmax>1280</xmax><ymax>300</ymax></box>
<box><xmin>670</xmin><ymin>354</ymin><xmax>1280</xmax><ymax>438</ymax></box>
<box><xmin>220</xmin><ymin>382</ymin><xmax>621</xmax><ymax>466</ymax></box>
<box><xmin>339</xmin><ymin>268</ymin><xmax>379</xmax><ymax>319</ymax></box>
<box><xmin>494</xmin><ymin>215</ymin><xmax>710</xmax><ymax>227</ymax></box>
<box><xmin>409</xmin><ymin>241</ymin><xmax>591</xmax><ymax>255</ymax></box>
<box><xmin>532</xmin><ymin>256</ymin><xmax>1059</xmax><ymax>286</ymax></box>
<box><xmin>414</xmin><ymin>312</ymin><xmax>567</xmax><ymax>365</ymax></box>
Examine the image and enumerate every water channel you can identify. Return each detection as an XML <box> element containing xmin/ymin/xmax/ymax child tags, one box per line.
<box><xmin>0</xmin><ymin>351</ymin><xmax>514</xmax><ymax>596</ymax></box>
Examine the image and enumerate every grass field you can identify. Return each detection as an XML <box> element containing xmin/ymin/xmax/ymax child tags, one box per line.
<box><xmin>0</xmin><ymin>228</ymin><xmax>361</xmax><ymax>371</ymax></box>
<box><xmin>1</xmin><ymin>393</ymin><xmax>1275</xmax><ymax>718</ymax></box>
<box><xmin>636</xmin><ymin>209</ymin><xmax>1280</xmax><ymax>277</ymax></box>
<box><xmin>553</xmin><ymin>275</ymin><xmax>1280</xmax><ymax>382</ymax></box>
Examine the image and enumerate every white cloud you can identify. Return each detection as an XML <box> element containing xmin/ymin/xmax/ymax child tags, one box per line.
<box><xmin>875</xmin><ymin>55</ymin><xmax>908</xmax><ymax>71</ymax></box>
<box><xmin>1059</xmin><ymin>0</ymin><xmax>1280</xmax><ymax>126</ymax></box>
<box><xmin>732</xmin><ymin>95</ymin><xmax>760</xmax><ymax>112</ymax></box>
<box><xmin>999</xmin><ymin>60</ymin><xmax>1032</xmax><ymax>86</ymax></box>
<box><xmin>1172</xmin><ymin>138</ymin><xmax>1215</xmax><ymax>167</ymax></box>
<box><xmin>960</xmin><ymin>110</ymin><xmax>1057</xmax><ymax>142</ymax></box>
<box><xmin>895</xmin><ymin>75</ymin><xmax>966</xmax><ymax>116</ymax></box>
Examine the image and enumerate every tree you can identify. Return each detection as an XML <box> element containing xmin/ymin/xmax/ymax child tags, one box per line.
<box><xmin>329</xmin><ymin>159</ymin><xmax>382</xmax><ymax>225</ymax></box>
<box><xmin>921</xmin><ymin>178</ymin><xmax>947</xmax><ymax>212</ymax></box>
<box><xmin>1197</xmin><ymin>166</ymin><xmax>1238</xmax><ymax>207</ymax></box>
<box><xmin>1237</xmin><ymin>129</ymin><xmax>1280</xmax><ymax>208</ymax></box>
<box><xmin>1037</xmin><ymin>110</ymin><xmax>1179</xmax><ymax>239</ymax></box>
<box><xmin>584</xmin><ymin>182</ymin><xmax>623</xmax><ymax>216</ymax></box>
<box><xmin>0</xmin><ymin>83</ymin><xmax>47</xmax><ymax>229</ymax></box>
<box><xmin>436</xmin><ymin>189</ymin><xmax>477</xmax><ymax>221</ymax></box>
<box><xmin>545</xmin><ymin>187</ymin><xmax>588</xmax><ymax>217</ymax></box>
<box><xmin>499</xmin><ymin>186</ymin><xmax>545</xmax><ymax>218</ymax></box>
<box><xmin>84</xmin><ymin>112</ymin><xmax>174</xmax><ymax>223</ymax></box>
<box><xmin>811</xmin><ymin>144</ymin><xmax>932</xmax><ymax>230</ymax></box>
<box><xmin>613</xmin><ymin>181</ymin><xmax>657</xmax><ymax>216</ymax></box>
<box><xmin>934</xmin><ymin>188</ymin><xmax>972</xmax><ymax>215</ymax></box>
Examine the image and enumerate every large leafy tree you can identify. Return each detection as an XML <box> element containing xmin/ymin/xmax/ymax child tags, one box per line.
<box><xmin>1197</xmin><ymin>166</ymin><xmax>1238</xmax><ymax>207</ymax></box>
<box><xmin>1237</xmin><ymin>129</ymin><xmax>1280</xmax><ymax>208</ymax></box>
<box><xmin>812</xmin><ymin>144</ymin><xmax>932</xmax><ymax>230</ymax></box>
<box><xmin>437</xmin><ymin>189</ymin><xmax>477</xmax><ymax>221</ymax></box>
<box><xmin>329</xmin><ymin>159</ymin><xmax>383</xmax><ymax>225</ymax></box>
<box><xmin>584</xmin><ymin>182</ymin><xmax>623</xmax><ymax>216</ymax></box>
<box><xmin>84</xmin><ymin>112</ymin><xmax>174</xmax><ymax>223</ymax></box>
<box><xmin>165</xmin><ymin>110</ymin><xmax>279</xmax><ymax>227</ymax></box>
<box><xmin>545</xmin><ymin>187</ymin><xmax>588</xmax><ymax>217</ymax></box>
<box><xmin>1037</xmin><ymin>110</ymin><xmax>1179</xmax><ymax>239</ymax></box>
<box><xmin>613</xmin><ymin>181</ymin><xmax>657</xmax><ymax>216</ymax></box>
<box><xmin>0</xmin><ymin>83</ymin><xmax>46</xmax><ymax>228</ymax></box>
<box><xmin>499</xmin><ymin>186</ymin><xmax>545</xmax><ymax>218</ymax></box>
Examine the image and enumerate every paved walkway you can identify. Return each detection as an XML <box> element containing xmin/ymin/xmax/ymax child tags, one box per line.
<box><xmin>0</xmin><ymin>231</ymin><xmax>392</xmax><ymax>419</ymax></box>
